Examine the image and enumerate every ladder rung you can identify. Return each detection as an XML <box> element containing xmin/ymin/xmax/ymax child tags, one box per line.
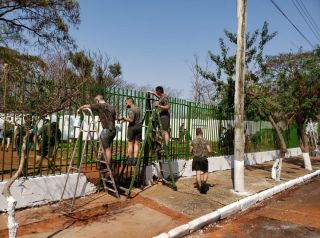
<box><xmin>99</xmin><ymin>169</ymin><xmax>111</xmax><ymax>174</ymax></box>
<box><xmin>105</xmin><ymin>188</ymin><xmax>117</xmax><ymax>193</ymax></box>
<box><xmin>118</xmin><ymin>186</ymin><xmax>128</xmax><ymax>191</ymax></box>
<box><xmin>101</xmin><ymin>178</ymin><xmax>113</xmax><ymax>182</ymax></box>
<box><xmin>97</xmin><ymin>160</ymin><xmax>107</xmax><ymax>164</ymax></box>
<box><xmin>69</xmin><ymin>166</ymin><xmax>80</xmax><ymax>171</ymax></box>
<box><xmin>80</xmin><ymin>129</ymin><xmax>97</xmax><ymax>132</ymax></box>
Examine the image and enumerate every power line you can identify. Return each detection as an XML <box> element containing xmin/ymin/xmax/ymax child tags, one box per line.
<box><xmin>297</xmin><ymin>0</ymin><xmax>320</xmax><ymax>38</ymax></box>
<box><xmin>270</xmin><ymin>0</ymin><xmax>315</xmax><ymax>48</ymax></box>
<box><xmin>292</xmin><ymin>0</ymin><xmax>320</xmax><ymax>42</ymax></box>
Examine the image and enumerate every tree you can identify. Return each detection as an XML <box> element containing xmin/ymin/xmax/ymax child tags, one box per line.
<box><xmin>195</xmin><ymin>21</ymin><xmax>277</xmax><ymax>115</ymax></box>
<box><xmin>90</xmin><ymin>51</ymin><xmax>123</xmax><ymax>89</ymax></box>
<box><xmin>247</xmin><ymin>82</ymin><xmax>288</xmax><ymax>180</ymax></box>
<box><xmin>0</xmin><ymin>0</ymin><xmax>80</xmax><ymax>49</ymax></box>
<box><xmin>0</xmin><ymin>47</ymin><xmax>86</xmax><ymax>114</ymax></box>
<box><xmin>69</xmin><ymin>51</ymin><xmax>94</xmax><ymax>79</ymax></box>
<box><xmin>195</xmin><ymin>22</ymin><xmax>291</xmax><ymax>180</ymax></box>
<box><xmin>265</xmin><ymin>48</ymin><xmax>320</xmax><ymax>170</ymax></box>
<box><xmin>0</xmin><ymin>48</ymin><xmax>85</xmax><ymax>238</ymax></box>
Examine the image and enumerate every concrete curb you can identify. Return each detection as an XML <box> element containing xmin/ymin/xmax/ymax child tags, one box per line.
<box><xmin>154</xmin><ymin>169</ymin><xmax>320</xmax><ymax>238</ymax></box>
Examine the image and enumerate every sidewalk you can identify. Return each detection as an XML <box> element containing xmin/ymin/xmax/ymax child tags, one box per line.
<box><xmin>0</xmin><ymin>156</ymin><xmax>319</xmax><ymax>238</ymax></box>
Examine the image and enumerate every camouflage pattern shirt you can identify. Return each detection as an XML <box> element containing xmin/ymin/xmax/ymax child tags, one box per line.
<box><xmin>4</xmin><ymin>120</ymin><xmax>13</xmax><ymax>132</ymax></box>
<box><xmin>90</xmin><ymin>103</ymin><xmax>116</xmax><ymax>130</ymax></box>
<box><xmin>158</xmin><ymin>94</ymin><xmax>169</xmax><ymax>113</ymax></box>
<box><xmin>190</xmin><ymin>137</ymin><xmax>209</xmax><ymax>158</ymax></box>
<box><xmin>128</xmin><ymin>105</ymin><xmax>142</xmax><ymax>127</ymax></box>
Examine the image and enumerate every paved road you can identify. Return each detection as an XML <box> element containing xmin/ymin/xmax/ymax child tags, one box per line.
<box><xmin>192</xmin><ymin>176</ymin><xmax>320</xmax><ymax>238</ymax></box>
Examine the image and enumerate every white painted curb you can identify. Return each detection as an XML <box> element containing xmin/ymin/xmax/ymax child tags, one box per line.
<box><xmin>154</xmin><ymin>233</ymin><xmax>169</xmax><ymax>238</ymax></box>
<box><xmin>239</xmin><ymin>194</ymin><xmax>259</xmax><ymax>210</ymax></box>
<box><xmin>168</xmin><ymin>224</ymin><xmax>190</xmax><ymax>238</ymax></box>
<box><xmin>153</xmin><ymin>170</ymin><xmax>320</xmax><ymax>238</ymax></box>
<box><xmin>217</xmin><ymin>201</ymin><xmax>241</xmax><ymax>219</ymax></box>
<box><xmin>188</xmin><ymin>211</ymin><xmax>220</xmax><ymax>232</ymax></box>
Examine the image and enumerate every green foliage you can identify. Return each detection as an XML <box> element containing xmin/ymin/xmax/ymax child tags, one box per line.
<box><xmin>261</xmin><ymin>47</ymin><xmax>320</xmax><ymax>152</ymax></box>
<box><xmin>0</xmin><ymin>46</ymin><xmax>46</xmax><ymax>69</ymax></box>
<box><xmin>69</xmin><ymin>51</ymin><xmax>94</xmax><ymax>78</ymax></box>
<box><xmin>0</xmin><ymin>0</ymin><xmax>80</xmax><ymax>49</ymax></box>
<box><xmin>196</xmin><ymin>21</ymin><xmax>277</xmax><ymax>115</ymax></box>
<box><xmin>266</xmin><ymin>48</ymin><xmax>320</xmax><ymax>123</ymax></box>
<box><xmin>0</xmin><ymin>46</ymin><xmax>125</xmax><ymax>117</ymax></box>
<box><xmin>109</xmin><ymin>63</ymin><xmax>122</xmax><ymax>79</ymax></box>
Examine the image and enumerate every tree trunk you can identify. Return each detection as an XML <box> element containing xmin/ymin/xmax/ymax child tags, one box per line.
<box><xmin>1</xmin><ymin>133</ymin><xmax>29</xmax><ymax>238</ymax></box>
<box><xmin>297</xmin><ymin>125</ymin><xmax>309</xmax><ymax>153</ymax></box>
<box><xmin>268</xmin><ymin>115</ymin><xmax>287</xmax><ymax>181</ymax></box>
<box><xmin>296</xmin><ymin>118</ymin><xmax>312</xmax><ymax>170</ymax></box>
<box><xmin>268</xmin><ymin>115</ymin><xmax>287</xmax><ymax>157</ymax></box>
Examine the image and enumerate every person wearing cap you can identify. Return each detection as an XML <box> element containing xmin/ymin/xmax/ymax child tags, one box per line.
<box><xmin>190</xmin><ymin>128</ymin><xmax>212</xmax><ymax>194</ymax></box>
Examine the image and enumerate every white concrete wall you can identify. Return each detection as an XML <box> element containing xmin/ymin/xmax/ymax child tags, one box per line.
<box><xmin>160</xmin><ymin>147</ymin><xmax>302</xmax><ymax>178</ymax></box>
<box><xmin>0</xmin><ymin>174</ymin><xmax>96</xmax><ymax>211</ymax></box>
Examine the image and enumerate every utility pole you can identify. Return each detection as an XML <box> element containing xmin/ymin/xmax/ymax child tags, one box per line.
<box><xmin>233</xmin><ymin>0</ymin><xmax>246</xmax><ymax>193</ymax></box>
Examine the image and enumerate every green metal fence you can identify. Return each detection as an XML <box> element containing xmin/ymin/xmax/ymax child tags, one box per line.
<box><xmin>0</xmin><ymin>84</ymin><xmax>302</xmax><ymax>182</ymax></box>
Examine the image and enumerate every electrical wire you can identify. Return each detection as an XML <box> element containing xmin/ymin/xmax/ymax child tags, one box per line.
<box><xmin>291</xmin><ymin>0</ymin><xmax>320</xmax><ymax>42</ymax></box>
<box><xmin>270</xmin><ymin>0</ymin><xmax>315</xmax><ymax>48</ymax></box>
<box><xmin>297</xmin><ymin>0</ymin><xmax>320</xmax><ymax>37</ymax></box>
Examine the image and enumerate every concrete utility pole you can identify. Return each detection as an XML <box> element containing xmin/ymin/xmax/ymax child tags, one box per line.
<box><xmin>233</xmin><ymin>0</ymin><xmax>246</xmax><ymax>193</ymax></box>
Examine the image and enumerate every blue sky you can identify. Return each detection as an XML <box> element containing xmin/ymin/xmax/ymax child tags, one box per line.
<box><xmin>71</xmin><ymin>0</ymin><xmax>320</xmax><ymax>99</ymax></box>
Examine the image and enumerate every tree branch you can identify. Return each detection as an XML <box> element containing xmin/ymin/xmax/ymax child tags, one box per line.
<box><xmin>0</xmin><ymin>17</ymin><xmax>43</xmax><ymax>37</ymax></box>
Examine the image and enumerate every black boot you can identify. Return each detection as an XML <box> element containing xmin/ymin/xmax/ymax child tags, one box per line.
<box><xmin>131</xmin><ymin>158</ymin><xmax>137</xmax><ymax>166</ymax></box>
<box><xmin>200</xmin><ymin>182</ymin><xmax>208</xmax><ymax>194</ymax></box>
